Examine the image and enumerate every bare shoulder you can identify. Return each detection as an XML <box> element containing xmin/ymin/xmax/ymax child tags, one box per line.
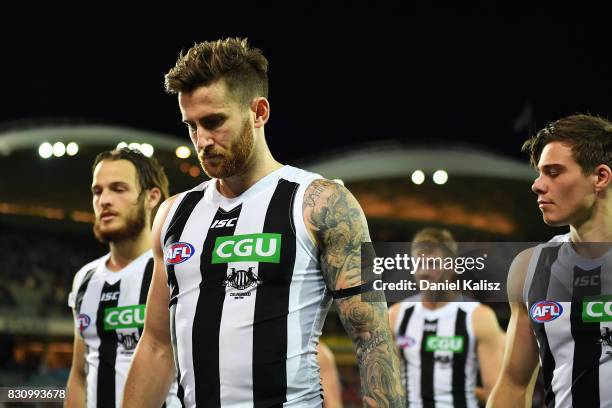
<box><xmin>507</xmin><ymin>247</ymin><xmax>536</xmax><ymax>303</ymax></box>
<box><xmin>472</xmin><ymin>304</ymin><xmax>502</xmax><ymax>337</ymax></box>
<box><xmin>151</xmin><ymin>194</ymin><xmax>183</xmax><ymax>257</ymax></box>
<box><xmin>302</xmin><ymin>178</ymin><xmax>369</xmax><ymax>244</ymax></box>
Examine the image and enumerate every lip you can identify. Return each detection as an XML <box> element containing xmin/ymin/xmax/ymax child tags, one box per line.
<box><xmin>100</xmin><ymin>213</ymin><xmax>117</xmax><ymax>221</ymax></box>
<box><xmin>538</xmin><ymin>200</ymin><xmax>554</xmax><ymax>209</ymax></box>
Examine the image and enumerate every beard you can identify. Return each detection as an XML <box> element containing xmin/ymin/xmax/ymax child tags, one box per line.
<box><xmin>198</xmin><ymin>117</ymin><xmax>254</xmax><ymax>179</ymax></box>
<box><xmin>93</xmin><ymin>195</ymin><xmax>146</xmax><ymax>244</ymax></box>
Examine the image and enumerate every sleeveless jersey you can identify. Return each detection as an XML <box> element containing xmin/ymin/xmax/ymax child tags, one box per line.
<box><xmin>160</xmin><ymin>165</ymin><xmax>331</xmax><ymax>408</ymax></box>
<box><xmin>523</xmin><ymin>233</ymin><xmax>612</xmax><ymax>408</ymax></box>
<box><xmin>393</xmin><ymin>299</ymin><xmax>480</xmax><ymax>408</ymax></box>
<box><xmin>68</xmin><ymin>250</ymin><xmax>180</xmax><ymax>408</ymax></box>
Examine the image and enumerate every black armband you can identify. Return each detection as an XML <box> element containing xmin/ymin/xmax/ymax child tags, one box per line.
<box><xmin>330</xmin><ymin>281</ymin><xmax>376</xmax><ymax>299</ymax></box>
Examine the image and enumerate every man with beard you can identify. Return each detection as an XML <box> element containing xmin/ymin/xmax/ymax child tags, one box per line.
<box><xmin>488</xmin><ymin>114</ymin><xmax>612</xmax><ymax>407</ymax></box>
<box><xmin>388</xmin><ymin>228</ymin><xmax>504</xmax><ymax>407</ymax></box>
<box><xmin>123</xmin><ymin>37</ymin><xmax>404</xmax><ymax>408</ymax></box>
<box><xmin>65</xmin><ymin>148</ymin><xmax>180</xmax><ymax>407</ymax></box>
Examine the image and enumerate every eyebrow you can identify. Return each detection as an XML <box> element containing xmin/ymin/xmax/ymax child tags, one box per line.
<box><xmin>538</xmin><ymin>164</ymin><xmax>566</xmax><ymax>172</ymax></box>
<box><xmin>182</xmin><ymin>113</ymin><xmax>228</xmax><ymax>125</ymax></box>
<box><xmin>91</xmin><ymin>181</ymin><xmax>131</xmax><ymax>191</ymax></box>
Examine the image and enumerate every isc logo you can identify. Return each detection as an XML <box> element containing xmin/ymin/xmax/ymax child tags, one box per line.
<box><xmin>210</xmin><ymin>218</ymin><xmax>238</xmax><ymax>229</ymax></box>
<box><xmin>100</xmin><ymin>291</ymin><xmax>119</xmax><ymax>301</ymax></box>
<box><xmin>530</xmin><ymin>301</ymin><xmax>563</xmax><ymax>323</ymax></box>
<box><xmin>166</xmin><ymin>242</ymin><xmax>195</xmax><ymax>265</ymax></box>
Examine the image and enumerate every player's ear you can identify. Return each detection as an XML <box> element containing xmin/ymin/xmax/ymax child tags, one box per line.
<box><xmin>251</xmin><ymin>97</ymin><xmax>269</xmax><ymax>129</ymax></box>
<box><xmin>146</xmin><ymin>187</ymin><xmax>162</xmax><ymax>210</ymax></box>
<box><xmin>594</xmin><ymin>164</ymin><xmax>611</xmax><ymax>194</ymax></box>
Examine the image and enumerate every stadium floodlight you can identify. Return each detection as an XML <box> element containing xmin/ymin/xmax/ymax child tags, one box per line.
<box><xmin>411</xmin><ymin>170</ymin><xmax>425</xmax><ymax>185</ymax></box>
<box><xmin>433</xmin><ymin>170</ymin><xmax>448</xmax><ymax>185</ymax></box>
<box><xmin>140</xmin><ymin>143</ymin><xmax>154</xmax><ymax>157</ymax></box>
<box><xmin>176</xmin><ymin>146</ymin><xmax>191</xmax><ymax>159</ymax></box>
<box><xmin>39</xmin><ymin>142</ymin><xmax>53</xmax><ymax>159</ymax></box>
<box><xmin>52</xmin><ymin>142</ymin><xmax>66</xmax><ymax>157</ymax></box>
<box><xmin>66</xmin><ymin>142</ymin><xmax>79</xmax><ymax>156</ymax></box>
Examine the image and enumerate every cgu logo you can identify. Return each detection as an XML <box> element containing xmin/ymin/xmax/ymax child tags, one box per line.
<box><xmin>212</xmin><ymin>233</ymin><xmax>282</xmax><ymax>264</ymax></box>
<box><xmin>210</xmin><ymin>218</ymin><xmax>238</xmax><ymax>229</ymax></box>
<box><xmin>530</xmin><ymin>301</ymin><xmax>563</xmax><ymax>323</ymax></box>
<box><xmin>104</xmin><ymin>305</ymin><xmax>145</xmax><ymax>330</ymax></box>
<box><xmin>582</xmin><ymin>295</ymin><xmax>612</xmax><ymax>323</ymax></box>
<box><xmin>425</xmin><ymin>335</ymin><xmax>464</xmax><ymax>353</ymax></box>
<box><xmin>100</xmin><ymin>291</ymin><xmax>119</xmax><ymax>301</ymax></box>
<box><xmin>77</xmin><ymin>314</ymin><xmax>91</xmax><ymax>332</ymax></box>
<box><xmin>166</xmin><ymin>242</ymin><xmax>195</xmax><ymax>265</ymax></box>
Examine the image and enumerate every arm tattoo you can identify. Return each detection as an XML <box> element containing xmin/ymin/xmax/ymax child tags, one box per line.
<box><xmin>304</xmin><ymin>179</ymin><xmax>405</xmax><ymax>407</ymax></box>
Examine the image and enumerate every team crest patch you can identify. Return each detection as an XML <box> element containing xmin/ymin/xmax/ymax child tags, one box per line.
<box><xmin>165</xmin><ymin>242</ymin><xmax>195</xmax><ymax>265</ymax></box>
<box><xmin>76</xmin><ymin>314</ymin><xmax>91</xmax><ymax>332</ymax></box>
<box><xmin>530</xmin><ymin>301</ymin><xmax>563</xmax><ymax>323</ymax></box>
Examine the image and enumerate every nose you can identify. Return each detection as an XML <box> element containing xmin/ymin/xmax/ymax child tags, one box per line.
<box><xmin>193</xmin><ymin>126</ymin><xmax>215</xmax><ymax>151</ymax></box>
<box><xmin>532</xmin><ymin>175</ymin><xmax>546</xmax><ymax>195</ymax></box>
<box><xmin>98</xmin><ymin>189</ymin><xmax>113</xmax><ymax>208</ymax></box>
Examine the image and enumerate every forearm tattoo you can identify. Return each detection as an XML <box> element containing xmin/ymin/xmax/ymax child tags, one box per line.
<box><xmin>304</xmin><ymin>179</ymin><xmax>405</xmax><ymax>408</ymax></box>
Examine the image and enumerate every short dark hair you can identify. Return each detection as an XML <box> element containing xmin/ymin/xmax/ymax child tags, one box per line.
<box><xmin>92</xmin><ymin>148</ymin><xmax>170</xmax><ymax>220</ymax></box>
<box><xmin>522</xmin><ymin>114</ymin><xmax>612</xmax><ymax>174</ymax></box>
<box><xmin>164</xmin><ymin>37</ymin><xmax>269</xmax><ymax>106</ymax></box>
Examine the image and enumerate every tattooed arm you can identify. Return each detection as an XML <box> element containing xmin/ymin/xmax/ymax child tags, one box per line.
<box><xmin>304</xmin><ymin>179</ymin><xmax>405</xmax><ymax>408</ymax></box>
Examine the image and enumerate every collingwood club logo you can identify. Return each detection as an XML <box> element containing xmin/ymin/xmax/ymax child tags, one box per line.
<box><xmin>117</xmin><ymin>332</ymin><xmax>140</xmax><ymax>354</ymax></box>
<box><xmin>223</xmin><ymin>267</ymin><xmax>262</xmax><ymax>299</ymax></box>
<box><xmin>600</xmin><ymin>327</ymin><xmax>612</xmax><ymax>355</ymax></box>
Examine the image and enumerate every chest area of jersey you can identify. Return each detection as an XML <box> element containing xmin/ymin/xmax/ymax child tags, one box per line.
<box><xmin>76</xmin><ymin>279</ymin><xmax>146</xmax><ymax>352</ymax></box>
<box><xmin>398</xmin><ymin>312</ymin><xmax>471</xmax><ymax>367</ymax></box>
<box><xmin>164</xmin><ymin>192</ymin><xmax>298</xmax><ymax>297</ymax></box>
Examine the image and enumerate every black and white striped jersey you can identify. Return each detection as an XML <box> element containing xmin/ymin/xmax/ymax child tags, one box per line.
<box><xmin>68</xmin><ymin>250</ymin><xmax>180</xmax><ymax>408</ymax></box>
<box><xmin>161</xmin><ymin>165</ymin><xmax>331</xmax><ymax>408</ymax></box>
<box><xmin>524</xmin><ymin>233</ymin><xmax>612</xmax><ymax>408</ymax></box>
<box><xmin>393</xmin><ymin>299</ymin><xmax>480</xmax><ymax>408</ymax></box>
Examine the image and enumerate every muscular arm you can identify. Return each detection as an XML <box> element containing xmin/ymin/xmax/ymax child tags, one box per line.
<box><xmin>472</xmin><ymin>305</ymin><xmax>505</xmax><ymax>405</ymax></box>
<box><xmin>304</xmin><ymin>179</ymin><xmax>405</xmax><ymax>408</ymax></box>
<box><xmin>487</xmin><ymin>248</ymin><xmax>540</xmax><ymax>408</ymax></box>
<box><xmin>123</xmin><ymin>197</ymin><xmax>178</xmax><ymax>408</ymax></box>
<box><xmin>64</xmin><ymin>323</ymin><xmax>86</xmax><ymax>408</ymax></box>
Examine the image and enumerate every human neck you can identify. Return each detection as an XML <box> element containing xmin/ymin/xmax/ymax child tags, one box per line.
<box><xmin>216</xmin><ymin>144</ymin><xmax>282</xmax><ymax>198</ymax></box>
<box><xmin>107</xmin><ymin>229</ymin><xmax>151</xmax><ymax>272</ymax></box>
<box><xmin>569</xmin><ymin>198</ymin><xmax>612</xmax><ymax>258</ymax></box>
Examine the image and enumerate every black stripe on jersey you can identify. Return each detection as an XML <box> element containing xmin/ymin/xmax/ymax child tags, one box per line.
<box><xmin>194</xmin><ymin>204</ymin><xmax>242</xmax><ymax>408</ymax></box>
<box><xmin>253</xmin><ymin>179</ymin><xmax>299</xmax><ymax>408</ymax></box>
<box><xmin>96</xmin><ymin>280</ymin><xmax>120</xmax><ymax>408</ymax></box>
<box><xmin>398</xmin><ymin>305</ymin><xmax>414</xmax><ymax>406</ymax></box>
<box><xmin>138</xmin><ymin>258</ymin><xmax>154</xmax><ymax>338</ymax></box>
<box><xmin>165</xmin><ymin>190</ymin><xmax>205</xmax><ymax>308</ymax></box>
<box><xmin>570</xmin><ymin>265</ymin><xmax>602</xmax><ymax>407</ymax></box>
<box><xmin>420</xmin><ymin>319</ymin><xmax>437</xmax><ymax>408</ymax></box>
<box><xmin>164</xmin><ymin>191</ymin><xmax>204</xmax><ymax>407</ymax></box>
<box><xmin>452</xmin><ymin>308</ymin><xmax>468</xmax><ymax>408</ymax></box>
<box><xmin>527</xmin><ymin>245</ymin><xmax>561</xmax><ymax>408</ymax></box>
<box><xmin>75</xmin><ymin>267</ymin><xmax>97</xmax><ymax>314</ymax></box>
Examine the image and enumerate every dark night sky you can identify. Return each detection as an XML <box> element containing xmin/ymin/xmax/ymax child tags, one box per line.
<box><xmin>2</xmin><ymin>5</ymin><xmax>611</xmax><ymax>164</ymax></box>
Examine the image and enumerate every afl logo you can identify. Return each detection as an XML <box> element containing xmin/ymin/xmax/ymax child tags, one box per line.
<box><xmin>397</xmin><ymin>335</ymin><xmax>416</xmax><ymax>349</ymax></box>
<box><xmin>77</xmin><ymin>314</ymin><xmax>91</xmax><ymax>332</ymax></box>
<box><xmin>165</xmin><ymin>242</ymin><xmax>195</xmax><ymax>265</ymax></box>
<box><xmin>530</xmin><ymin>301</ymin><xmax>563</xmax><ymax>323</ymax></box>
